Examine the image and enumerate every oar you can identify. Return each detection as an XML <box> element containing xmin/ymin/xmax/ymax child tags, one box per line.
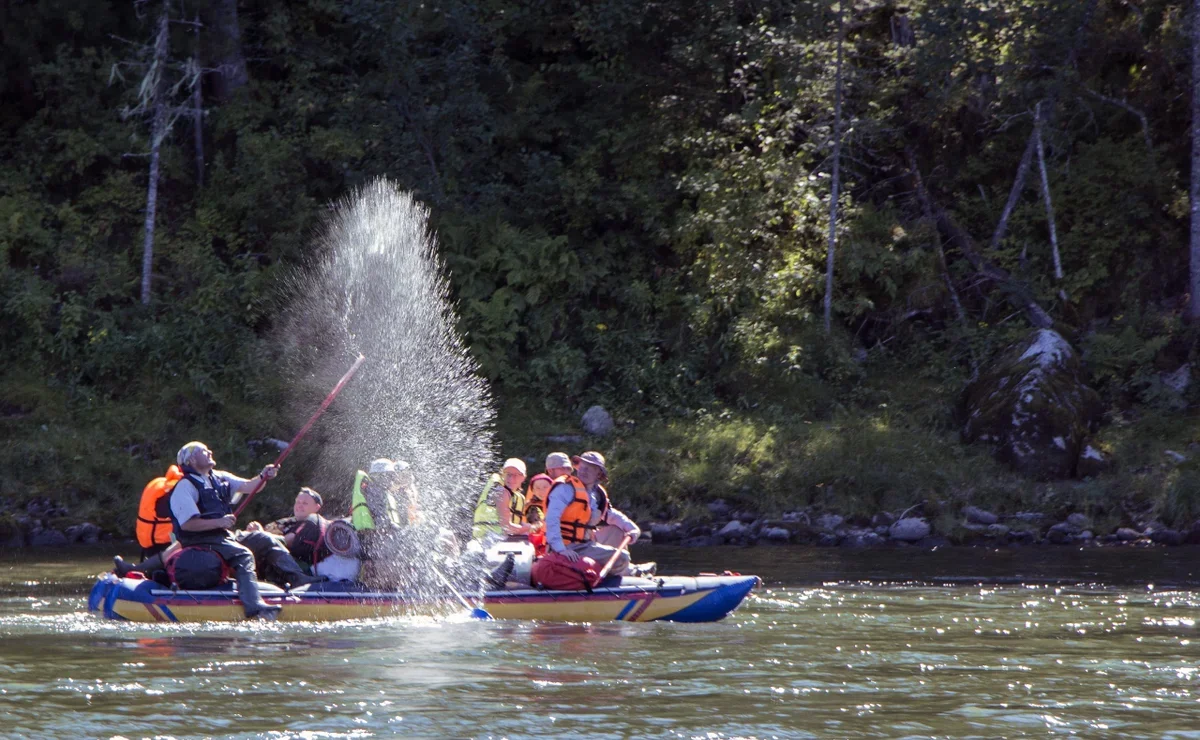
<box><xmin>233</xmin><ymin>354</ymin><xmax>366</xmax><ymax>517</ymax></box>
<box><xmin>431</xmin><ymin>565</ymin><xmax>492</xmax><ymax>620</ymax></box>
<box><xmin>592</xmin><ymin>534</ymin><xmax>633</xmax><ymax>588</ymax></box>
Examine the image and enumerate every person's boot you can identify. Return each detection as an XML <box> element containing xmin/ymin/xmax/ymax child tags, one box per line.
<box><xmin>114</xmin><ymin>552</ymin><xmax>165</xmax><ymax>577</ymax></box>
<box><xmin>485</xmin><ymin>553</ymin><xmax>515</xmax><ymax>590</ymax></box>
<box><xmin>267</xmin><ymin>549</ymin><xmax>327</xmax><ymax>588</ymax></box>
<box><xmin>628</xmin><ymin>561</ymin><xmax>657</xmax><ymax>578</ymax></box>
<box><xmin>234</xmin><ymin>566</ymin><xmax>280</xmax><ymax>620</ymax></box>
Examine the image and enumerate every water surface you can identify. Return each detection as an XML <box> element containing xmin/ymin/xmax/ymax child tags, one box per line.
<box><xmin>2</xmin><ymin>545</ymin><xmax>1198</xmax><ymax>738</ymax></box>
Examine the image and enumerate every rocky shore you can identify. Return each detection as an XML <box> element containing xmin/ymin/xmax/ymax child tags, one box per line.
<box><xmin>5</xmin><ymin>493</ymin><xmax>1198</xmax><ymax>551</ymax></box>
<box><xmin>638</xmin><ymin>499</ymin><xmax>1200</xmax><ymax>549</ymax></box>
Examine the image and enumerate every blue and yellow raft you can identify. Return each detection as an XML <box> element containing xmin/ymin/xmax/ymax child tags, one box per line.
<box><xmin>88</xmin><ymin>573</ymin><xmax>760</xmax><ymax>623</ymax></box>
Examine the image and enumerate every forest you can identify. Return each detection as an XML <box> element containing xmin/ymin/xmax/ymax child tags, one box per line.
<box><xmin>3</xmin><ymin>0</ymin><xmax>1200</xmax><ymax>542</ymax></box>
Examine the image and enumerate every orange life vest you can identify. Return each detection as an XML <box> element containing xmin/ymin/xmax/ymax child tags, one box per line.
<box><xmin>136</xmin><ymin>465</ymin><xmax>184</xmax><ymax>549</ymax></box>
<box><xmin>557</xmin><ymin>475</ymin><xmax>609</xmax><ymax>545</ymax></box>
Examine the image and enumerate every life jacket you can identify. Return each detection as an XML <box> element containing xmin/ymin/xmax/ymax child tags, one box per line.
<box><xmin>289</xmin><ymin>514</ymin><xmax>331</xmax><ymax>566</ymax></box>
<box><xmin>473</xmin><ymin>473</ymin><xmax>525</xmax><ymax>540</ymax></box>
<box><xmin>556</xmin><ymin>476</ymin><xmax>609</xmax><ymax>545</ymax></box>
<box><xmin>523</xmin><ymin>495</ymin><xmax>546</xmax><ymax>526</ymax></box>
<box><xmin>136</xmin><ymin>465</ymin><xmax>183</xmax><ymax>549</ymax></box>
<box><xmin>531</xmin><ymin>551</ymin><xmax>599</xmax><ymax>591</ymax></box>
<box><xmin>523</xmin><ymin>495</ymin><xmax>548</xmax><ymax>556</ymax></box>
<box><xmin>350</xmin><ymin>470</ymin><xmax>404</xmax><ymax>532</ymax></box>
<box><xmin>169</xmin><ymin>468</ymin><xmax>235</xmax><ymax>546</ymax></box>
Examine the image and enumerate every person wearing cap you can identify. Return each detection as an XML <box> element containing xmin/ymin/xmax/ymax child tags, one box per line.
<box><xmin>352</xmin><ymin>458</ymin><xmax>412</xmax><ymax>535</ymax></box>
<box><xmin>544</xmin><ymin>451</ymin><xmax>573</xmax><ymax>481</ymax></box>
<box><xmin>471</xmin><ymin>458</ymin><xmax>528</xmax><ymax>545</ymax></box>
<box><xmin>523</xmin><ymin>473</ymin><xmax>555</xmax><ymax>556</ymax></box>
<box><xmin>542</xmin><ymin>451</ymin><xmax>640</xmax><ymax>577</ymax></box>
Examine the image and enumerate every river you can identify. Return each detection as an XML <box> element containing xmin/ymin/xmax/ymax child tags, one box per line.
<box><xmin>2</xmin><ymin>545</ymin><xmax>1199</xmax><ymax>738</ymax></box>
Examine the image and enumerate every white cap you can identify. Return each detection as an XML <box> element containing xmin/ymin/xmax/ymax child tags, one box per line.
<box><xmin>368</xmin><ymin>458</ymin><xmax>396</xmax><ymax>474</ymax></box>
<box><xmin>502</xmin><ymin>458</ymin><xmax>527</xmax><ymax>476</ymax></box>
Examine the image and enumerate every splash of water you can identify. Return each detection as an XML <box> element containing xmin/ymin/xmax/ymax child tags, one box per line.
<box><xmin>278</xmin><ymin>179</ymin><xmax>495</xmax><ymax>600</ymax></box>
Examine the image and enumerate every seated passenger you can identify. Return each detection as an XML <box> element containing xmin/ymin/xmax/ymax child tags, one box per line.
<box><xmin>542</xmin><ymin>451</ymin><xmax>639</xmax><ymax>578</ymax></box>
<box><xmin>244</xmin><ymin>487</ymin><xmax>331</xmax><ymax>572</ymax></box>
<box><xmin>471</xmin><ymin>458</ymin><xmax>528</xmax><ymax>548</ymax></box>
<box><xmin>166</xmin><ymin>441</ymin><xmax>322</xmax><ymax>619</ymax></box>
<box><xmin>350</xmin><ymin>458</ymin><xmax>460</xmax><ymax>588</ymax></box>
<box><xmin>523</xmin><ymin>473</ymin><xmax>554</xmax><ymax>556</ymax></box>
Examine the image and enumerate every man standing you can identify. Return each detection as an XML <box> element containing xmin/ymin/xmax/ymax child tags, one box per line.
<box><xmin>168</xmin><ymin>441</ymin><xmax>322</xmax><ymax>619</ymax></box>
<box><xmin>542</xmin><ymin>451</ymin><xmax>639</xmax><ymax>577</ymax></box>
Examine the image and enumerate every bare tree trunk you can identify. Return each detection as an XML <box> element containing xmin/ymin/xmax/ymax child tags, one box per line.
<box><xmin>210</xmin><ymin>0</ymin><xmax>247</xmax><ymax>101</ymax></box>
<box><xmin>824</xmin><ymin>0</ymin><xmax>845</xmax><ymax>335</ymax></box>
<box><xmin>191</xmin><ymin>56</ymin><xmax>204</xmax><ymax>187</ymax></box>
<box><xmin>990</xmin><ymin>130</ymin><xmax>1037</xmax><ymax>251</ymax></box>
<box><xmin>909</xmin><ymin>162</ymin><xmax>1054</xmax><ymax>330</ymax></box>
<box><xmin>989</xmin><ymin>0</ymin><xmax>1098</xmax><ymax>253</ymax></box>
<box><xmin>141</xmin><ymin>6</ymin><xmax>169</xmax><ymax>306</ymax></box>
<box><xmin>1191</xmin><ymin>0</ymin><xmax>1200</xmax><ymax>321</ymax></box>
<box><xmin>906</xmin><ymin>149</ymin><xmax>968</xmax><ymax>328</ymax></box>
<box><xmin>1034</xmin><ymin>105</ymin><xmax>1065</xmax><ymax>299</ymax></box>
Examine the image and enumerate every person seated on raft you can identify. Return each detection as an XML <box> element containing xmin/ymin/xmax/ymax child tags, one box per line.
<box><xmin>544</xmin><ymin>451</ymin><xmax>573</xmax><ymax>481</ymax></box>
<box><xmin>471</xmin><ymin>458</ymin><xmax>529</xmax><ymax>549</ymax></box>
<box><xmin>542</xmin><ymin>451</ymin><xmax>639</xmax><ymax>578</ymax></box>
<box><xmin>243</xmin><ymin>487</ymin><xmax>331</xmax><ymax>573</ymax></box>
<box><xmin>522</xmin><ymin>473</ymin><xmax>554</xmax><ymax>556</ymax></box>
<box><xmin>352</xmin><ymin>458</ymin><xmax>460</xmax><ymax>587</ymax></box>
<box><xmin>116</xmin><ymin>442</ymin><xmax>324</xmax><ymax>618</ymax></box>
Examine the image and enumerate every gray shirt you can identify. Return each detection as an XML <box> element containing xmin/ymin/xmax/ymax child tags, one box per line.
<box><xmin>170</xmin><ymin>470</ymin><xmax>250</xmax><ymax>526</ymax></box>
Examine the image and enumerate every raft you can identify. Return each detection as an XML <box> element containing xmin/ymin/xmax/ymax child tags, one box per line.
<box><xmin>87</xmin><ymin>572</ymin><xmax>760</xmax><ymax>624</ymax></box>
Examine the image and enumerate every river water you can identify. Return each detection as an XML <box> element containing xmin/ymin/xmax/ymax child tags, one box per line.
<box><xmin>2</xmin><ymin>545</ymin><xmax>1199</xmax><ymax>739</ymax></box>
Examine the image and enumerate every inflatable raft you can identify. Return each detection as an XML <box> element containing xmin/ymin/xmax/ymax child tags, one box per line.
<box><xmin>87</xmin><ymin>572</ymin><xmax>760</xmax><ymax>623</ymax></box>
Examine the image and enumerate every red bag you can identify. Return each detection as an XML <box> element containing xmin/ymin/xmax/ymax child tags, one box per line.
<box><xmin>531</xmin><ymin>551</ymin><xmax>599</xmax><ymax>591</ymax></box>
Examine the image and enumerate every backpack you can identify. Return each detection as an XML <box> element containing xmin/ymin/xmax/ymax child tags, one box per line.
<box><xmin>531</xmin><ymin>551</ymin><xmax>599</xmax><ymax>591</ymax></box>
<box><xmin>165</xmin><ymin>546</ymin><xmax>231</xmax><ymax>590</ymax></box>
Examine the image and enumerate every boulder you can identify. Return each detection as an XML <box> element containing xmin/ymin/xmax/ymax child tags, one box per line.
<box><xmin>707</xmin><ymin>499</ymin><xmax>731</xmax><ymax>518</ymax></box>
<box><xmin>841</xmin><ymin>530</ymin><xmax>885</xmax><ymax>548</ymax></box>
<box><xmin>817</xmin><ymin>532</ymin><xmax>841</xmax><ymax>547</ymax></box>
<box><xmin>816</xmin><ymin>514</ymin><xmax>844</xmax><ymax>533</ymax></box>
<box><xmin>1115</xmin><ymin>527</ymin><xmax>1141</xmax><ymax>542</ymax></box>
<box><xmin>871</xmin><ymin>511</ymin><xmax>896</xmax><ymax>527</ymax></box>
<box><xmin>718</xmin><ymin>520</ymin><xmax>747</xmax><ymax>537</ymax></box>
<box><xmin>1150</xmin><ymin>528</ymin><xmax>1184</xmax><ymax>546</ymax></box>
<box><xmin>1075</xmin><ymin>445</ymin><xmax>1111</xmax><ymax>478</ymax></box>
<box><xmin>763</xmin><ymin>527</ymin><xmax>792</xmax><ymax>542</ymax></box>
<box><xmin>963</xmin><ymin>506</ymin><xmax>998</xmax><ymax>525</ymax></box>
<box><xmin>650</xmin><ymin>523</ymin><xmax>682</xmax><ymax>542</ymax></box>
<box><xmin>581</xmin><ymin>406</ymin><xmax>614</xmax><ymax>436</ymax></box>
<box><xmin>1046</xmin><ymin>522</ymin><xmax>1075</xmax><ymax>544</ymax></box>
<box><xmin>889</xmin><ymin>518</ymin><xmax>931</xmax><ymax>542</ymax></box>
<box><xmin>986</xmin><ymin>523</ymin><xmax>1010</xmax><ymax>539</ymax></box>
<box><xmin>961</xmin><ymin>329</ymin><xmax>1102</xmax><ymax>479</ymax></box>
<box><xmin>1009</xmin><ymin>529</ymin><xmax>1037</xmax><ymax>544</ymax></box>
<box><xmin>29</xmin><ymin>528</ymin><xmax>68</xmax><ymax>548</ymax></box>
<box><xmin>1066</xmin><ymin>513</ymin><xmax>1089</xmax><ymax>530</ymax></box>
<box><xmin>65</xmin><ymin>522</ymin><xmax>102</xmax><ymax>544</ymax></box>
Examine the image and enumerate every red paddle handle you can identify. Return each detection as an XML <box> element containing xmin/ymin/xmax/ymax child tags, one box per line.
<box><xmin>233</xmin><ymin>354</ymin><xmax>366</xmax><ymax>517</ymax></box>
<box><xmin>592</xmin><ymin>534</ymin><xmax>633</xmax><ymax>588</ymax></box>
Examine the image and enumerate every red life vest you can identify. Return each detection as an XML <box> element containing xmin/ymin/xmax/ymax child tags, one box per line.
<box><xmin>136</xmin><ymin>465</ymin><xmax>184</xmax><ymax>549</ymax></box>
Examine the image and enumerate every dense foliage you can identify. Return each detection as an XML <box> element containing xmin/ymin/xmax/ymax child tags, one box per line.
<box><xmin>3</xmin><ymin>0</ymin><xmax>1200</xmax><ymax>531</ymax></box>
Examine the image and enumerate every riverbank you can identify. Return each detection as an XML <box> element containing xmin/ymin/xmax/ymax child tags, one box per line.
<box><xmin>4</xmin><ymin>374</ymin><xmax>1200</xmax><ymax>550</ymax></box>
